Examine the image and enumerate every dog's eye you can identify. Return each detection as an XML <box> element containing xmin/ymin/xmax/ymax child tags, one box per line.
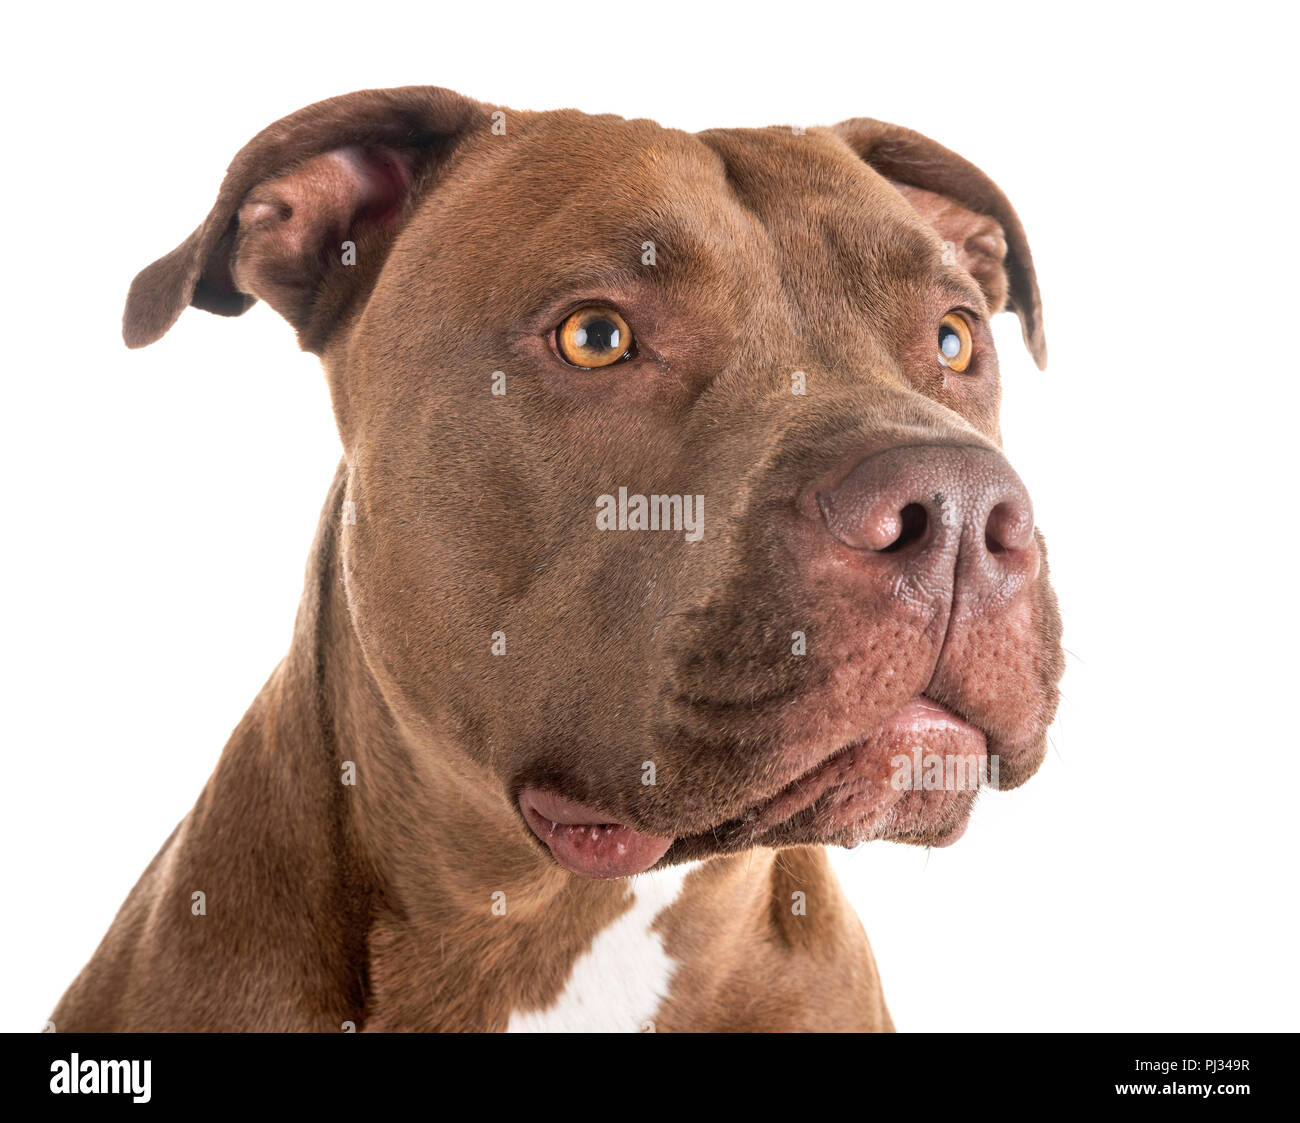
<box><xmin>937</xmin><ymin>313</ymin><xmax>973</xmax><ymax>373</ymax></box>
<box><xmin>556</xmin><ymin>306</ymin><xmax>634</xmax><ymax>368</ymax></box>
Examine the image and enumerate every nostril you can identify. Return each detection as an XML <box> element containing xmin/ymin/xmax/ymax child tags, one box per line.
<box><xmin>806</xmin><ymin>446</ymin><xmax>1037</xmax><ymax>595</ymax></box>
<box><xmin>985</xmin><ymin>500</ymin><xmax>1032</xmax><ymax>555</ymax></box>
<box><xmin>881</xmin><ymin>503</ymin><xmax>929</xmax><ymax>553</ymax></box>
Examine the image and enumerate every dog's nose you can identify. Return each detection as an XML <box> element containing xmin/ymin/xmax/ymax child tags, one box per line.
<box><xmin>814</xmin><ymin>445</ymin><xmax>1038</xmax><ymax>606</ymax></box>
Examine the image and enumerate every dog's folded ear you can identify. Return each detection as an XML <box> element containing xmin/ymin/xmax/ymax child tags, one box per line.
<box><xmin>832</xmin><ymin>118</ymin><xmax>1046</xmax><ymax>369</ymax></box>
<box><xmin>123</xmin><ymin>86</ymin><xmax>488</xmax><ymax>351</ymax></box>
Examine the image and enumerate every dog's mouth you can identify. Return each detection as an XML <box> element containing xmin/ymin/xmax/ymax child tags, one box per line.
<box><xmin>520</xmin><ymin>696</ymin><xmax>990</xmax><ymax>878</ymax></box>
<box><xmin>519</xmin><ymin>788</ymin><xmax>675</xmax><ymax>879</ymax></box>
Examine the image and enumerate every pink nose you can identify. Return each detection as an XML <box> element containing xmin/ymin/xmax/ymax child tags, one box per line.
<box><xmin>814</xmin><ymin>445</ymin><xmax>1038</xmax><ymax>608</ymax></box>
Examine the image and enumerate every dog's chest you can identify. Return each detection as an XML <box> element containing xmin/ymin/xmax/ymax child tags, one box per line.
<box><xmin>506</xmin><ymin>862</ymin><xmax>697</xmax><ymax>1033</ymax></box>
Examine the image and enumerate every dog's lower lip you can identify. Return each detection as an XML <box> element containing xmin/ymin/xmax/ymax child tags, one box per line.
<box><xmin>738</xmin><ymin>696</ymin><xmax>987</xmax><ymax>836</ymax></box>
<box><xmin>789</xmin><ymin>695</ymin><xmax>981</xmax><ymax>789</ymax></box>
<box><xmin>519</xmin><ymin>788</ymin><xmax>674</xmax><ymax>880</ymax></box>
<box><xmin>890</xmin><ymin>696</ymin><xmax>982</xmax><ymax>737</ymax></box>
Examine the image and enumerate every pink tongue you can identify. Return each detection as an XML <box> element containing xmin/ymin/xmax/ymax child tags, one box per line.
<box><xmin>520</xmin><ymin>790</ymin><xmax>674</xmax><ymax>879</ymax></box>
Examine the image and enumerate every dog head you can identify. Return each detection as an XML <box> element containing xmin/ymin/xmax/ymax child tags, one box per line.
<box><xmin>127</xmin><ymin>86</ymin><xmax>1062</xmax><ymax>879</ymax></box>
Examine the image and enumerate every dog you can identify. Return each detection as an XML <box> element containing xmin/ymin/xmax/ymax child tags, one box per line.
<box><xmin>52</xmin><ymin>86</ymin><xmax>1062</xmax><ymax>1031</ymax></box>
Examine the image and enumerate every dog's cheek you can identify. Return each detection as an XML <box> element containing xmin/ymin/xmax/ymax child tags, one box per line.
<box><xmin>939</xmin><ymin>372</ymin><xmax>1002</xmax><ymax>445</ymax></box>
<box><xmin>335</xmin><ymin>456</ymin><xmax>469</xmax><ymax>737</ymax></box>
<box><xmin>337</xmin><ymin>427</ymin><xmax>581</xmax><ymax>780</ymax></box>
<box><xmin>949</xmin><ymin>536</ymin><xmax>1063</xmax><ymax>792</ymax></box>
<box><xmin>1027</xmin><ymin>533</ymin><xmax>1066</xmax><ymax>745</ymax></box>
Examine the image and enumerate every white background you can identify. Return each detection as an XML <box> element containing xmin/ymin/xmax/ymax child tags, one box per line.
<box><xmin>3</xmin><ymin>1</ymin><xmax>1296</xmax><ymax>1032</ymax></box>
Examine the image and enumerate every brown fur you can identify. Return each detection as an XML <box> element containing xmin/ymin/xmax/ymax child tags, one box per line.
<box><xmin>54</xmin><ymin>86</ymin><xmax>1060</xmax><ymax>1031</ymax></box>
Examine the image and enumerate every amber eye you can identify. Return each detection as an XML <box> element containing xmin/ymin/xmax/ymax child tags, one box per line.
<box><xmin>556</xmin><ymin>306</ymin><xmax>634</xmax><ymax>368</ymax></box>
<box><xmin>937</xmin><ymin>313</ymin><xmax>974</xmax><ymax>373</ymax></box>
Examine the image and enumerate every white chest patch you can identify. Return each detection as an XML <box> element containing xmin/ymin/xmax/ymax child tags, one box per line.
<box><xmin>506</xmin><ymin>861</ymin><xmax>700</xmax><ymax>1033</ymax></box>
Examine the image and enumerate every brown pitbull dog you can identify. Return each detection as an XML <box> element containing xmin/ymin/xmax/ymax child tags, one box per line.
<box><xmin>53</xmin><ymin>86</ymin><xmax>1062</xmax><ymax>1032</ymax></box>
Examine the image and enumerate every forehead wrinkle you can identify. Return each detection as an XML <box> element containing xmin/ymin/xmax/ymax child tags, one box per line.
<box><xmin>698</xmin><ymin>133</ymin><xmax>990</xmax><ymax>351</ymax></box>
<box><xmin>508</xmin><ymin>130</ymin><xmax>756</xmax><ymax>290</ymax></box>
<box><xmin>696</xmin><ymin>129</ymin><xmax>915</xmax><ymax>246</ymax></box>
<box><xmin>512</xmin><ymin>203</ymin><xmax>748</xmax><ymax>315</ymax></box>
<box><xmin>693</xmin><ymin>130</ymin><xmax>874</xmax><ymax>357</ymax></box>
<box><xmin>935</xmin><ymin>272</ymin><xmax>989</xmax><ymax>316</ymax></box>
